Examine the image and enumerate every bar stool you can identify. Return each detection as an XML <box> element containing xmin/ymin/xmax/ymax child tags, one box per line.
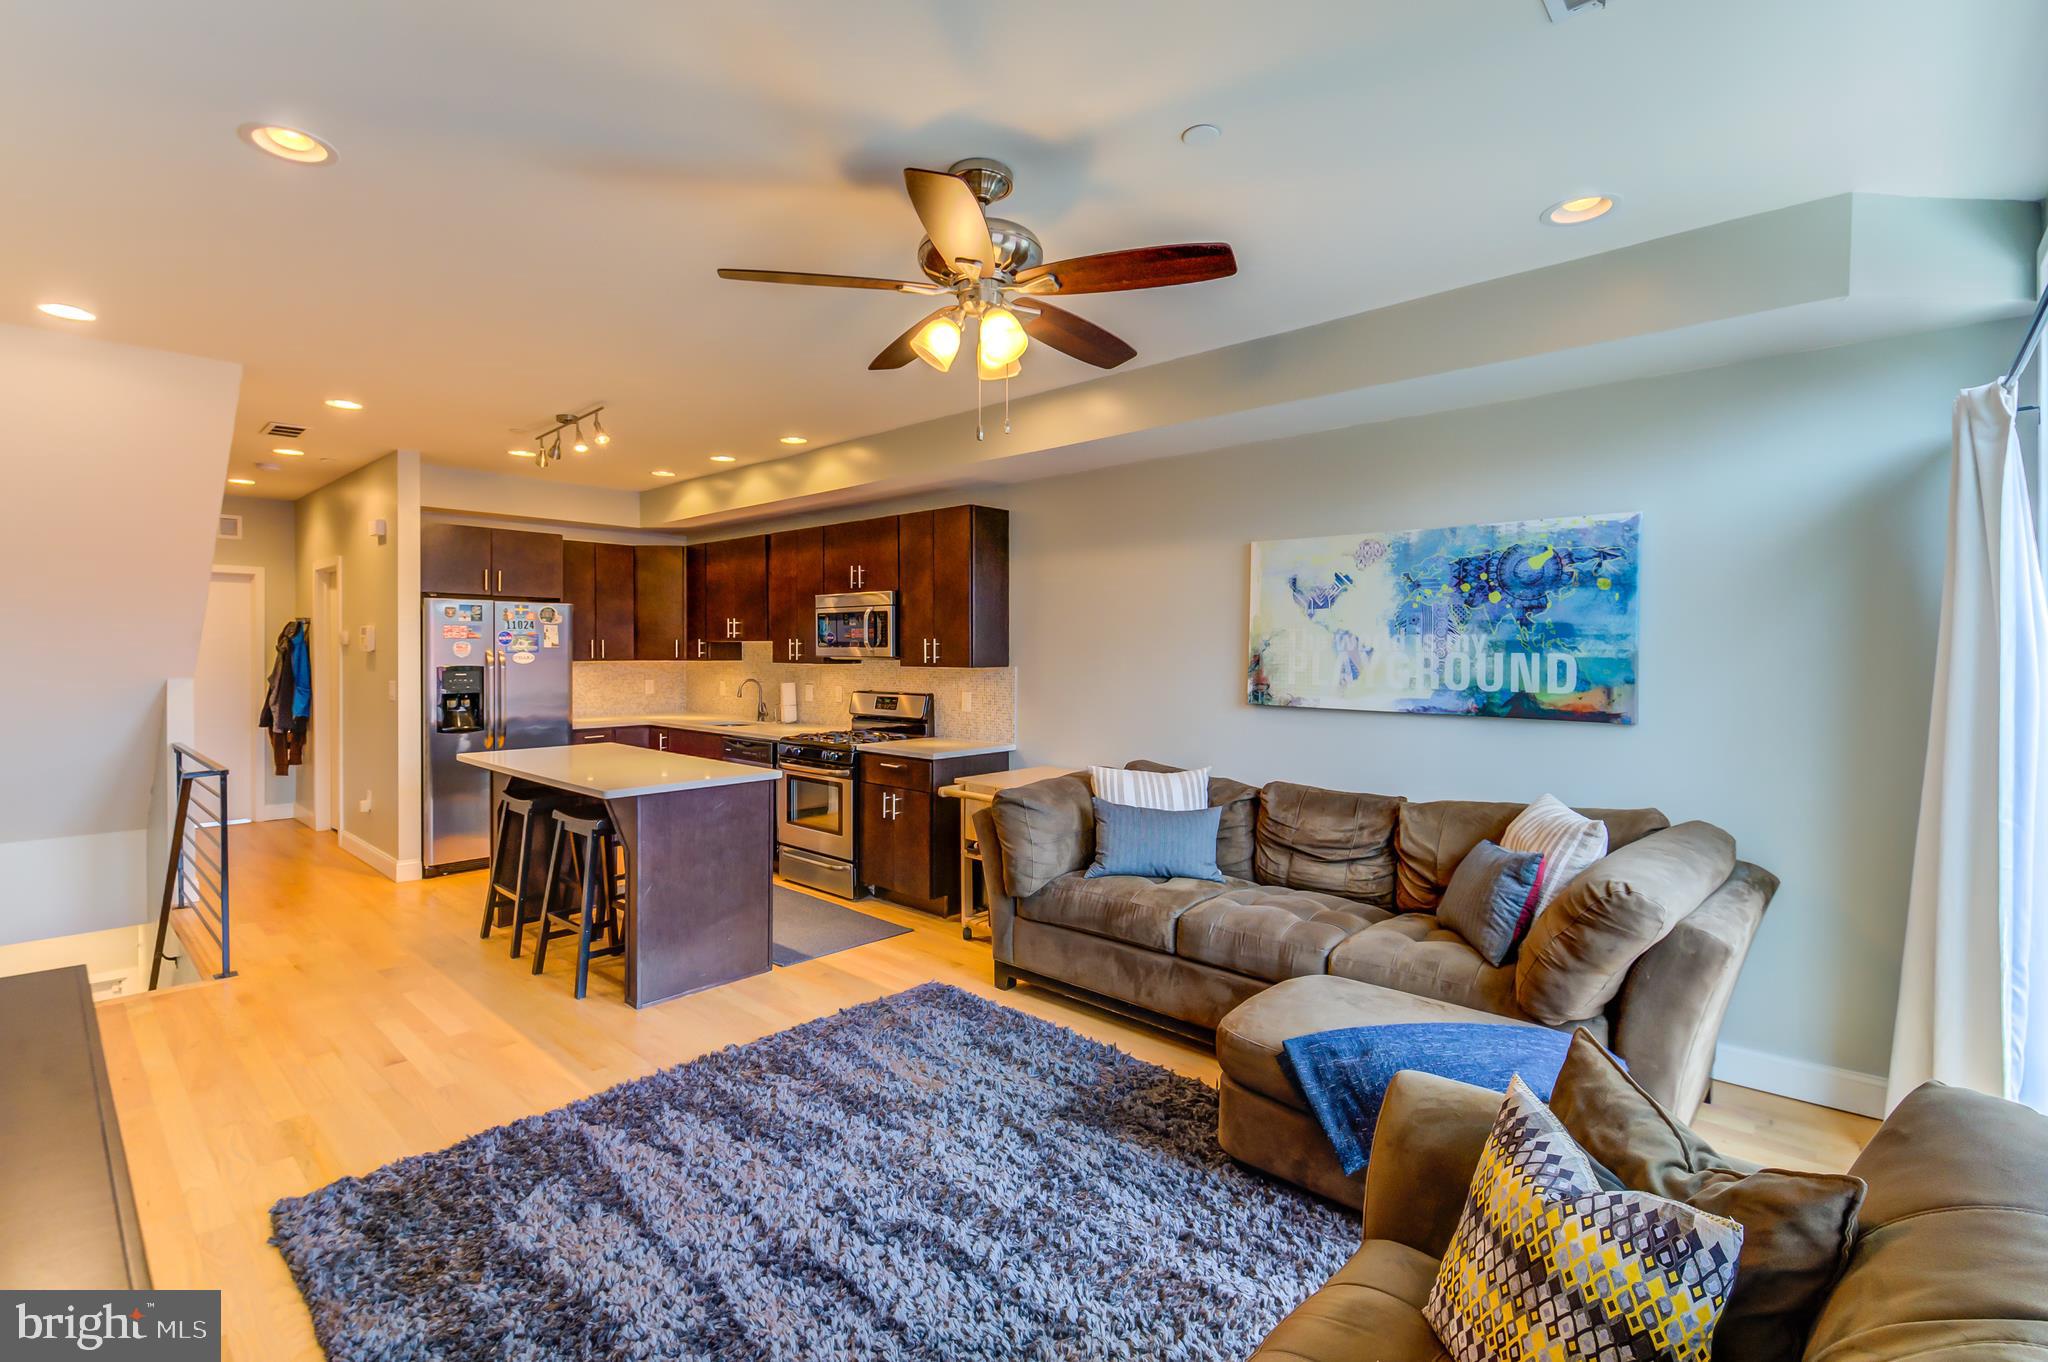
<box><xmin>532</xmin><ymin>808</ymin><xmax>628</xmax><ymax>999</ymax></box>
<box><xmin>481</xmin><ymin>792</ymin><xmax>570</xmax><ymax>951</ymax></box>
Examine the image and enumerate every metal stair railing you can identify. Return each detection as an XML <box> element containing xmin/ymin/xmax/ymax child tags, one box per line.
<box><xmin>149</xmin><ymin>744</ymin><xmax>236</xmax><ymax>988</ymax></box>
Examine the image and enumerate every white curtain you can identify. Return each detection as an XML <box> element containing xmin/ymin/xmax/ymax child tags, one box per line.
<box><xmin>1890</xmin><ymin>381</ymin><xmax>2048</xmax><ymax>1112</ymax></box>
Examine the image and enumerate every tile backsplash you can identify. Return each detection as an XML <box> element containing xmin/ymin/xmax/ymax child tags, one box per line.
<box><xmin>571</xmin><ymin>660</ymin><xmax>689</xmax><ymax>717</ymax></box>
<box><xmin>576</xmin><ymin>646</ymin><xmax>1015</xmax><ymax>742</ymax></box>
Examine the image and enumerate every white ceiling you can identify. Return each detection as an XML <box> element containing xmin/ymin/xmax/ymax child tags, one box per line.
<box><xmin>5</xmin><ymin>0</ymin><xmax>2045</xmax><ymax>501</ymax></box>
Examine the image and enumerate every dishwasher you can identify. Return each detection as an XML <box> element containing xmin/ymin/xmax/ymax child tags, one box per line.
<box><xmin>720</xmin><ymin>736</ymin><xmax>777</xmax><ymax>768</ymax></box>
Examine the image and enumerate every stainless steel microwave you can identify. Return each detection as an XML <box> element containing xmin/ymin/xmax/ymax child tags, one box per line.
<box><xmin>814</xmin><ymin>591</ymin><xmax>897</xmax><ymax>660</ymax></box>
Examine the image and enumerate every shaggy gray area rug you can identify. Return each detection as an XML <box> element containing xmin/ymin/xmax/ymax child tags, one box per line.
<box><xmin>271</xmin><ymin>982</ymin><xmax>1354</xmax><ymax>1361</ymax></box>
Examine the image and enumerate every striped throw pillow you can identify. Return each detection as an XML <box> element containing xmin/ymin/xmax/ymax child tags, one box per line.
<box><xmin>1502</xmin><ymin>795</ymin><xmax>1608</xmax><ymax>914</ymax></box>
<box><xmin>1090</xmin><ymin>764</ymin><xmax>1209</xmax><ymax>811</ymax></box>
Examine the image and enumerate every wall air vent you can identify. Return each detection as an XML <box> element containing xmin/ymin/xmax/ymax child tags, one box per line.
<box><xmin>259</xmin><ymin>421</ymin><xmax>308</xmax><ymax>439</ymax></box>
<box><xmin>219</xmin><ymin>514</ymin><xmax>243</xmax><ymax>540</ymax></box>
<box><xmin>1541</xmin><ymin>0</ymin><xmax>1605</xmax><ymax>19</ymax></box>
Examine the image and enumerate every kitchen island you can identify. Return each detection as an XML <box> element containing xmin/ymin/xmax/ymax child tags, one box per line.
<box><xmin>458</xmin><ymin>743</ymin><xmax>780</xmax><ymax>1007</ymax></box>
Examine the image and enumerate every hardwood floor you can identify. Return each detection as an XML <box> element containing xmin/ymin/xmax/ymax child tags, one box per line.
<box><xmin>96</xmin><ymin>820</ymin><xmax>1876</xmax><ymax>1360</ymax></box>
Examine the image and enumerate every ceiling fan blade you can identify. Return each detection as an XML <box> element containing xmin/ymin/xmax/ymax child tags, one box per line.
<box><xmin>717</xmin><ymin>268</ymin><xmax>944</xmax><ymax>295</ymax></box>
<box><xmin>904</xmin><ymin>168</ymin><xmax>994</xmax><ymax>278</ymax></box>
<box><xmin>1016</xmin><ymin>301</ymin><xmax>1137</xmax><ymax>369</ymax></box>
<box><xmin>869</xmin><ymin>306</ymin><xmax>954</xmax><ymax>370</ymax></box>
<box><xmin>1013</xmin><ymin>243</ymin><xmax>1237</xmax><ymax>295</ymax></box>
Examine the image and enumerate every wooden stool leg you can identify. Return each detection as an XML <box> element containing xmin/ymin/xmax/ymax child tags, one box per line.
<box><xmin>480</xmin><ymin>802</ymin><xmax>507</xmax><ymax>939</ymax></box>
<box><xmin>531</xmin><ymin>822</ymin><xmax>570</xmax><ymax>972</ymax></box>
<box><xmin>574</xmin><ymin>834</ymin><xmax>598</xmax><ymax>1000</ymax></box>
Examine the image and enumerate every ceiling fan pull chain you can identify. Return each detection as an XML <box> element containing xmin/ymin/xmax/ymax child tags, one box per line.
<box><xmin>976</xmin><ymin>366</ymin><xmax>986</xmax><ymax>442</ymax></box>
<box><xmin>1003</xmin><ymin>375</ymin><xmax>1011</xmax><ymax>435</ymax></box>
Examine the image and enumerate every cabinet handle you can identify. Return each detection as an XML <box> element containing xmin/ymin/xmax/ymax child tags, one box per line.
<box><xmin>659</xmin><ymin>733</ymin><xmax>667</xmax><ymax>751</ymax></box>
<box><xmin>877</xmin><ymin>761</ymin><xmax>907</xmax><ymax>770</ymax></box>
<box><xmin>483</xmin><ymin>567</ymin><xmax>490</xmax><ymax>590</ymax></box>
<box><xmin>496</xmin><ymin>568</ymin><xmax>503</xmax><ymax>593</ymax></box>
<box><xmin>600</xmin><ymin>639</ymin><xmax>607</xmax><ymax>659</ymax></box>
<box><xmin>673</xmin><ymin>639</ymin><xmax>679</xmax><ymax>659</ymax></box>
<box><xmin>698</xmin><ymin>640</ymin><xmax>705</xmax><ymax>658</ymax></box>
<box><xmin>931</xmin><ymin>638</ymin><xmax>939</xmax><ymax>663</ymax></box>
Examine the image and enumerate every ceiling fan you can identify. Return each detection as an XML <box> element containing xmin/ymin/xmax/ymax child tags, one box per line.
<box><xmin>716</xmin><ymin>157</ymin><xmax>1237</xmax><ymax>379</ymax></box>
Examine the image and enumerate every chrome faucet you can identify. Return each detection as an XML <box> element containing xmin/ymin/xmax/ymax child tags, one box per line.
<box><xmin>737</xmin><ymin>677</ymin><xmax>768</xmax><ymax>723</ymax></box>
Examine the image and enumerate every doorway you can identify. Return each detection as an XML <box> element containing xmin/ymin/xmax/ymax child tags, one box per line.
<box><xmin>310</xmin><ymin>561</ymin><xmax>343</xmax><ymax>835</ymax></box>
<box><xmin>193</xmin><ymin>567</ymin><xmax>261</xmax><ymax>824</ymax></box>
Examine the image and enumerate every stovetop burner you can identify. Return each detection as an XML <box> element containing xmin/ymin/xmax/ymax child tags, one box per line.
<box><xmin>784</xmin><ymin>728</ymin><xmax>896</xmax><ymax>747</ymax></box>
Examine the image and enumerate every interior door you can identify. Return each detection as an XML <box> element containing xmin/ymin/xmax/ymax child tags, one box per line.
<box><xmin>421</xmin><ymin>523</ymin><xmax>493</xmax><ymax>596</ymax></box>
<box><xmin>769</xmin><ymin>527</ymin><xmax>824</xmax><ymax>662</ymax></box>
<box><xmin>193</xmin><ymin>570</ymin><xmax>257</xmax><ymax>823</ymax></box>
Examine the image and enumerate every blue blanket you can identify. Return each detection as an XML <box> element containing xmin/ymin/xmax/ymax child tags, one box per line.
<box><xmin>1279</xmin><ymin>1022</ymin><xmax>1587</xmax><ymax>1175</ymax></box>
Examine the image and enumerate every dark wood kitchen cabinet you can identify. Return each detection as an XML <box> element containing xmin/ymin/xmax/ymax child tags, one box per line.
<box><xmin>823</xmin><ymin>515</ymin><xmax>899</xmax><ymax>593</ymax></box>
<box><xmin>491</xmin><ymin>529</ymin><xmax>563</xmax><ymax>598</ymax></box>
<box><xmin>633</xmin><ymin>545</ymin><xmax>686</xmax><ymax>660</ymax></box>
<box><xmin>899</xmin><ymin>505</ymin><xmax>1008</xmax><ymax>668</ymax></box>
<box><xmin>860</xmin><ymin>750</ymin><xmax>1011</xmax><ymax>912</ymax></box>
<box><xmin>562</xmin><ymin>540</ymin><xmax>635</xmax><ymax>660</ymax></box>
<box><xmin>686</xmin><ymin>545</ymin><xmax>740</xmax><ymax>660</ymax></box>
<box><xmin>423</xmin><ymin>524</ymin><xmax>563</xmax><ymax>597</ymax></box>
<box><xmin>703</xmin><ymin>534</ymin><xmax>769</xmax><ymax>643</ymax></box>
<box><xmin>768</xmin><ymin>526</ymin><xmax>825</xmax><ymax>663</ymax></box>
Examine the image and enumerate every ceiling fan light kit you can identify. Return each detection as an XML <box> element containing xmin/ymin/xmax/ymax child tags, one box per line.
<box><xmin>716</xmin><ymin>157</ymin><xmax>1236</xmax><ymax>434</ymax></box>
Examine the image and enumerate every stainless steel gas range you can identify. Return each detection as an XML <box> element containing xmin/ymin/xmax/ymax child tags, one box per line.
<box><xmin>774</xmin><ymin>690</ymin><xmax>933</xmax><ymax>900</ymax></box>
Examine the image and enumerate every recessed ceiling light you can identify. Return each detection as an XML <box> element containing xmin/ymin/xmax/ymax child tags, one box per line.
<box><xmin>508</xmin><ymin>449</ymin><xmax>537</xmax><ymax>458</ymax></box>
<box><xmin>709</xmin><ymin>454</ymin><xmax>737</xmax><ymax>463</ymax></box>
<box><xmin>1543</xmin><ymin>194</ymin><xmax>1617</xmax><ymax>226</ymax></box>
<box><xmin>272</xmin><ymin>447</ymin><xmax>304</xmax><ymax>457</ymax></box>
<box><xmin>778</xmin><ymin>435</ymin><xmax>808</xmax><ymax>445</ymax></box>
<box><xmin>324</xmin><ymin>398</ymin><xmax>363</xmax><ymax>410</ymax></box>
<box><xmin>227</xmin><ymin>477</ymin><xmax>256</xmax><ymax>486</ymax></box>
<box><xmin>651</xmin><ymin>469</ymin><xmax>676</xmax><ymax>478</ymax></box>
<box><xmin>1180</xmin><ymin>123</ymin><xmax>1223</xmax><ymax>146</ymax></box>
<box><xmin>36</xmin><ymin>302</ymin><xmax>96</xmax><ymax>322</ymax></box>
<box><xmin>238</xmin><ymin>123</ymin><xmax>337</xmax><ymax>166</ymax></box>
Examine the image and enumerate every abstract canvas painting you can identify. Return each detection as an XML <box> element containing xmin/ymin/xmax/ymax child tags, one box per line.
<box><xmin>1248</xmin><ymin>513</ymin><xmax>1640</xmax><ymax>723</ymax></box>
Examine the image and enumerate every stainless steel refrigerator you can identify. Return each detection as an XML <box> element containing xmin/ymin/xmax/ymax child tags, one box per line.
<box><xmin>422</xmin><ymin>597</ymin><xmax>573</xmax><ymax>874</ymax></box>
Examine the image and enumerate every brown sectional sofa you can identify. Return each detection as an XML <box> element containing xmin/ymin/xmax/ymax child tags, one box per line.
<box><xmin>1250</xmin><ymin>1073</ymin><xmax>2048</xmax><ymax>1361</ymax></box>
<box><xmin>978</xmin><ymin>762</ymin><xmax>1776</xmax><ymax>1198</ymax></box>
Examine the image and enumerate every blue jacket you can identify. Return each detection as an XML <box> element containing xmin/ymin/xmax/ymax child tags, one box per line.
<box><xmin>290</xmin><ymin>626</ymin><xmax>312</xmax><ymax>720</ymax></box>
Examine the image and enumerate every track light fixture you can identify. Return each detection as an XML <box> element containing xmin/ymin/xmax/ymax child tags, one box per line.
<box><xmin>527</xmin><ymin>405</ymin><xmax>610</xmax><ymax>471</ymax></box>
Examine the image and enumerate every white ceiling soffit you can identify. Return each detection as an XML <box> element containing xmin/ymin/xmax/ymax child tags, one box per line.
<box><xmin>638</xmin><ymin>194</ymin><xmax>2041</xmax><ymax>528</ymax></box>
<box><xmin>6</xmin><ymin>0</ymin><xmax>2047</xmax><ymax>503</ymax></box>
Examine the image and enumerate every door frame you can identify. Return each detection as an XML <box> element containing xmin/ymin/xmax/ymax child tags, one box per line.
<box><xmin>203</xmin><ymin>564</ymin><xmax>267</xmax><ymax>824</ymax></box>
<box><xmin>308</xmin><ymin>558</ymin><xmax>344</xmax><ymax>836</ymax></box>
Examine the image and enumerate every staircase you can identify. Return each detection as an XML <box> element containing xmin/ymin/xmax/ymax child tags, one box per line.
<box><xmin>149</xmin><ymin>744</ymin><xmax>235</xmax><ymax>987</ymax></box>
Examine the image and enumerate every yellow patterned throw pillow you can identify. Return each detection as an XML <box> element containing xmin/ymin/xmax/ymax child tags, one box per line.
<box><xmin>1425</xmin><ymin>1076</ymin><xmax>1743</xmax><ymax>1362</ymax></box>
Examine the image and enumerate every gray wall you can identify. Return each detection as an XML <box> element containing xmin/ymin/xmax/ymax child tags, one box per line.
<box><xmin>1002</xmin><ymin>320</ymin><xmax>2020</xmax><ymax>1081</ymax></box>
<box><xmin>749</xmin><ymin>319</ymin><xmax>2013</xmax><ymax>1083</ymax></box>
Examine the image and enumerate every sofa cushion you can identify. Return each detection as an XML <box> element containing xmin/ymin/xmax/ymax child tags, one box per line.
<box><xmin>1547</xmin><ymin>1031</ymin><xmax>1864</xmax><ymax>1362</ymax></box>
<box><xmin>1325</xmin><ymin>915</ymin><xmax>1532</xmax><ymax>1021</ymax></box>
<box><xmin>1250</xmin><ymin>1239</ymin><xmax>1450</xmax><ymax>1362</ymax></box>
<box><xmin>1805</xmin><ymin>1082</ymin><xmax>2048</xmax><ymax>1362</ymax></box>
<box><xmin>1515</xmin><ymin>820</ymin><xmax>1736</xmax><ymax>1026</ymax></box>
<box><xmin>1395</xmin><ymin>799</ymin><xmax>1670</xmax><ymax>911</ymax></box>
<box><xmin>1090</xmin><ymin>763</ymin><xmax>1208</xmax><ymax>809</ymax></box>
<box><xmin>1015</xmin><ymin>871</ymin><xmax>1228</xmax><ymax>951</ymax></box>
<box><xmin>1126</xmin><ymin>760</ymin><xmax>1259</xmax><ymax>879</ymax></box>
<box><xmin>1218</xmin><ymin>974</ymin><xmax>1547</xmax><ymax>1112</ymax></box>
<box><xmin>990</xmin><ymin>773</ymin><xmax>1095</xmax><ymax>898</ymax></box>
<box><xmin>1256</xmin><ymin>782</ymin><xmax>1404</xmax><ymax>904</ymax></box>
<box><xmin>1174</xmin><ymin>883</ymin><xmax>1388</xmax><ymax>982</ymax></box>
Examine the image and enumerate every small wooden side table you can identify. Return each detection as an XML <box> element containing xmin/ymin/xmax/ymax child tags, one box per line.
<box><xmin>940</xmin><ymin>765</ymin><xmax>1081</xmax><ymax>940</ymax></box>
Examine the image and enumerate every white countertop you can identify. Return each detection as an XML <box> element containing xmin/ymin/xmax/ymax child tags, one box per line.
<box><xmin>861</xmin><ymin>738</ymin><xmax>1019</xmax><ymax>759</ymax></box>
<box><xmin>573</xmin><ymin>713</ymin><xmax>816</xmax><ymax>740</ymax></box>
<box><xmin>459</xmin><ymin>743</ymin><xmax>782</xmax><ymax>799</ymax></box>
<box><xmin>573</xmin><ymin>713</ymin><xmax>1016</xmax><ymax>759</ymax></box>
<box><xmin>948</xmin><ymin>764</ymin><xmax>1080</xmax><ymax>796</ymax></box>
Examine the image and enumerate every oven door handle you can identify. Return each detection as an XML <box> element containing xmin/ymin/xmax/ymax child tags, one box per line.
<box><xmin>777</xmin><ymin>761</ymin><xmax>853</xmax><ymax>781</ymax></box>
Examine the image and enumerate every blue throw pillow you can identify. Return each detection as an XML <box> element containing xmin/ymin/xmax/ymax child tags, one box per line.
<box><xmin>1278</xmin><ymin>1022</ymin><xmax>1622</xmax><ymax>1175</ymax></box>
<box><xmin>1436</xmin><ymin>839</ymin><xmax>1548</xmax><ymax>966</ymax></box>
<box><xmin>1085</xmin><ymin>798</ymin><xmax>1224</xmax><ymax>881</ymax></box>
